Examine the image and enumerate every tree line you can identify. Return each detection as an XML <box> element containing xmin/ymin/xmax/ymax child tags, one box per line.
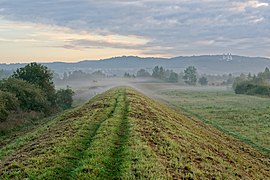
<box><xmin>0</xmin><ymin>63</ymin><xmax>74</xmax><ymax>121</ymax></box>
<box><xmin>125</xmin><ymin>66</ymin><xmax>213</xmax><ymax>85</ymax></box>
<box><xmin>233</xmin><ymin>67</ymin><xmax>270</xmax><ymax>96</ymax></box>
<box><xmin>52</xmin><ymin>70</ymin><xmax>106</xmax><ymax>82</ymax></box>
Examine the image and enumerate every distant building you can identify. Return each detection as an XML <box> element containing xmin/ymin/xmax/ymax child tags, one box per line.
<box><xmin>222</xmin><ymin>53</ymin><xmax>233</xmax><ymax>61</ymax></box>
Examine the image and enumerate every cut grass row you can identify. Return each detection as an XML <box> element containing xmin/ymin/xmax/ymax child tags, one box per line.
<box><xmin>72</xmin><ymin>90</ymin><xmax>130</xmax><ymax>179</ymax></box>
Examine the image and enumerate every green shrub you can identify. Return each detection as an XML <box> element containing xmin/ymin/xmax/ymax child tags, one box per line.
<box><xmin>235</xmin><ymin>81</ymin><xmax>270</xmax><ymax>96</ymax></box>
<box><xmin>0</xmin><ymin>90</ymin><xmax>19</xmax><ymax>121</ymax></box>
<box><xmin>0</xmin><ymin>103</ymin><xmax>8</xmax><ymax>121</ymax></box>
<box><xmin>0</xmin><ymin>78</ymin><xmax>50</xmax><ymax>113</ymax></box>
<box><xmin>56</xmin><ymin>88</ymin><xmax>74</xmax><ymax>110</ymax></box>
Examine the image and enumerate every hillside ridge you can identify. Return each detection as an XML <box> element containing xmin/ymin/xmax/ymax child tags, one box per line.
<box><xmin>1</xmin><ymin>55</ymin><xmax>270</xmax><ymax>74</ymax></box>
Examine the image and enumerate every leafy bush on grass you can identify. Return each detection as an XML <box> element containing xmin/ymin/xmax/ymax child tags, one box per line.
<box><xmin>56</xmin><ymin>88</ymin><xmax>75</xmax><ymax>110</ymax></box>
<box><xmin>0</xmin><ymin>90</ymin><xmax>19</xmax><ymax>121</ymax></box>
<box><xmin>0</xmin><ymin>78</ymin><xmax>50</xmax><ymax>113</ymax></box>
<box><xmin>234</xmin><ymin>81</ymin><xmax>270</xmax><ymax>96</ymax></box>
<box><xmin>233</xmin><ymin>68</ymin><xmax>270</xmax><ymax>96</ymax></box>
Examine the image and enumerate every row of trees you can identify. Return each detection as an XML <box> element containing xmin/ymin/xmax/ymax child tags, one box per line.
<box><xmin>152</xmin><ymin>66</ymin><xmax>179</xmax><ymax>83</ymax></box>
<box><xmin>0</xmin><ymin>63</ymin><xmax>74</xmax><ymax>121</ymax></box>
<box><xmin>125</xmin><ymin>66</ymin><xmax>179</xmax><ymax>83</ymax></box>
<box><xmin>124</xmin><ymin>67</ymin><xmax>177</xmax><ymax>82</ymax></box>
<box><xmin>128</xmin><ymin>66</ymin><xmax>210</xmax><ymax>85</ymax></box>
<box><xmin>233</xmin><ymin>67</ymin><xmax>270</xmax><ymax>96</ymax></box>
<box><xmin>59</xmin><ymin>70</ymin><xmax>106</xmax><ymax>81</ymax></box>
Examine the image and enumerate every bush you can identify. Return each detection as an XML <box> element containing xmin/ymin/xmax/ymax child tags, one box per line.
<box><xmin>137</xmin><ymin>69</ymin><xmax>151</xmax><ymax>77</ymax></box>
<box><xmin>0</xmin><ymin>90</ymin><xmax>19</xmax><ymax>121</ymax></box>
<box><xmin>0</xmin><ymin>104</ymin><xmax>8</xmax><ymax>122</ymax></box>
<box><xmin>199</xmin><ymin>76</ymin><xmax>208</xmax><ymax>86</ymax></box>
<box><xmin>234</xmin><ymin>81</ymin><xmax>270</xmax><ymax>96</ymax></box>
<box><xmin>56</xmin><ymin>88</ymin><xmax>75</xmax><ymax>110</ymax></box>
<box><xmin>0</xmin><ymin>78</ymin><xmax>50</xmax><ymax>113</ymax></box>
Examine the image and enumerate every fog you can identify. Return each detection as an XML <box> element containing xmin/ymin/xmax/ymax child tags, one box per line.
<box><xmin>55</xmin><ymin>77</ymin><xmax>230</xmax><ymax>106</ymax></box>
<box><xmin>55</xmin><ymin>77</ymin><xmax>150</xmax><ymax>105</ymax></box>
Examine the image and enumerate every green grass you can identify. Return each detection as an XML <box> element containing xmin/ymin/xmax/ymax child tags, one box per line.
<box><xmin>0</xmin><ymin>87</ymin><xmax>269</xmax><ymax>179</ymax></box>
<box><xmin>159</xmin><ymin>88</ymin><xmax>270</xmax><ymax>155</ymax></box>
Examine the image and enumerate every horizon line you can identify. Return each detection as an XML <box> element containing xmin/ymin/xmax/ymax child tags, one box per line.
<box><xmin>1</xmin><ymin>54</ymin><xmax>270</xmax><ymax>65</ymax></box>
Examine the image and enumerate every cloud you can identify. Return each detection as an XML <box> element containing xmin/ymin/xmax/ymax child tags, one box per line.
<box><xmin>0</xmin><ymin>0</ymin><xmax>269</xmax><ymax>59</ymax></box>
<box><xmin>231</xmin><ymin>0</ymin><xmax>269</xmax><ymax>12</ymax></box>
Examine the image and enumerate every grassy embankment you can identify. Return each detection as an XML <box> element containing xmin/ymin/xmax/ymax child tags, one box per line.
<box><xmin>0</xmin><ymin>87</ymin><xmax>269</xmax><ymax>179</ymax></box>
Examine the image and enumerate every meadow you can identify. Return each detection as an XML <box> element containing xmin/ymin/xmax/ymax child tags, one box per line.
<box><xmin>158</xmin><ymin>87</ymin><xmax>270</xmax><ymax>155</ymax></box>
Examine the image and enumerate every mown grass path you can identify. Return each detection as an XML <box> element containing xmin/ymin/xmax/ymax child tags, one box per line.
<box><xmin>72</xmin><ymin>89</ymin><xmax>131</xmax><ymax>179</ymax></box>
<box><xmin>66</xmin><ymin>92</ymin><xmax>122</xmax><ymax>179</ymax></box>
<box><xmin>103</xmin><ymin>91</ymin><xmax>130</xmax><ymax>179</ymax></box>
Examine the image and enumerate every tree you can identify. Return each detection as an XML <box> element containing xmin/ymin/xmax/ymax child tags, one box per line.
<box><xmin>91</xmin><ymin>70</ymin><xmax>106</xmax><ymax>78</ymax></box>
<box><xmin>152</xmin><ymin>66</ymin><xmax>165</xmax><ymax>79</ymax></box>
<box><xmin>183</xmin><ymin>66</ymin><xmax>197</xmax><ymax>85</ymax></box>
<box><xmin>199</xmin><ymin>76</ymin><xmax>208</xmax><ymax>86</ymax></box>
<box><xmin>168</xmin><ymin>72</ymin><xmax>179</xmax><ymax>83</ymax></box>
<box><xmin>12</xmin><ymin>62</ymin><xmax>56</xmax><ymax>105</ymax></box>
<box><xmin>56</xmin><ymin>87</ymin><xmax>74</xmax><ymax>110</ymax></box>
<box><xmin>226</xmin><ymin>73</ymin><xmax>234</xmax><ymax>85</ymax></box>
<box><xmin>159</xmin><ymin>66</ymin><xmax>165</xmax><ymax>79</ymax></box>
<box><xmin>152</xmin><ymin>66</ymin><xmax>160</xmax><ymax>78</ymax></box>
<box><xmin>259</xmin><ymin>67</ymin><xmax>270</xmax><ymax>80</ymax></box>
<box><xmin>137</xmin><ymin>69</ymin><xmax>151</xmax><ymax>77</ymax></box>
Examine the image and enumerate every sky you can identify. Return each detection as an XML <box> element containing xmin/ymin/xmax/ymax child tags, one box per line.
<box><xmin>0</xmin><ymin>0</ymin><xmax>269</xmax><ymax>63</ymax></box>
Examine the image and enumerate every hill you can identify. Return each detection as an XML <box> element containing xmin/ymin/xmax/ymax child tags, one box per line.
<box><xmin>1</xmin><ymin>55</ymin><xmax>270</xmax><ymax>75</ymax></box>
<box><xmin>0</xmin><ymin>87</ymin><xmax>269</xmax><ymax>179</ymax></box>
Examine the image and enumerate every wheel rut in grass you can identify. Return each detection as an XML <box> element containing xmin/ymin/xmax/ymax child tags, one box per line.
<box><xmin>73</xmin><ymin>89</ymin><xmax>131</xmax><ymax>179</ymax></box>
<box><xmin>66</xmin><ymin>92</ymin><xmax>122</xmax><ymax>179</ymax></box>
<box><xmin>104</xmin><ymin>90</ymin><xmax>130</xmax><ymax>179</ymax></box>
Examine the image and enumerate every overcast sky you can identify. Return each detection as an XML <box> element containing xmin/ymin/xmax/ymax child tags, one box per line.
<box><xmin>0</xmin><ymin>0</ymin><xmax>269</xmax><ymax>63</ymax></box>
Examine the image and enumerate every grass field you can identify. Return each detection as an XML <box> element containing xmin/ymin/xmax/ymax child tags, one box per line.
<box><xmin>0</xmin><ymin>87</ymin><xmax>269</xmax><ymax>179</ymax></box>
<box><xmin>159</xmin><ymin>87</ymin><xmax>270</xmax><ymax>155</ymax></box>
